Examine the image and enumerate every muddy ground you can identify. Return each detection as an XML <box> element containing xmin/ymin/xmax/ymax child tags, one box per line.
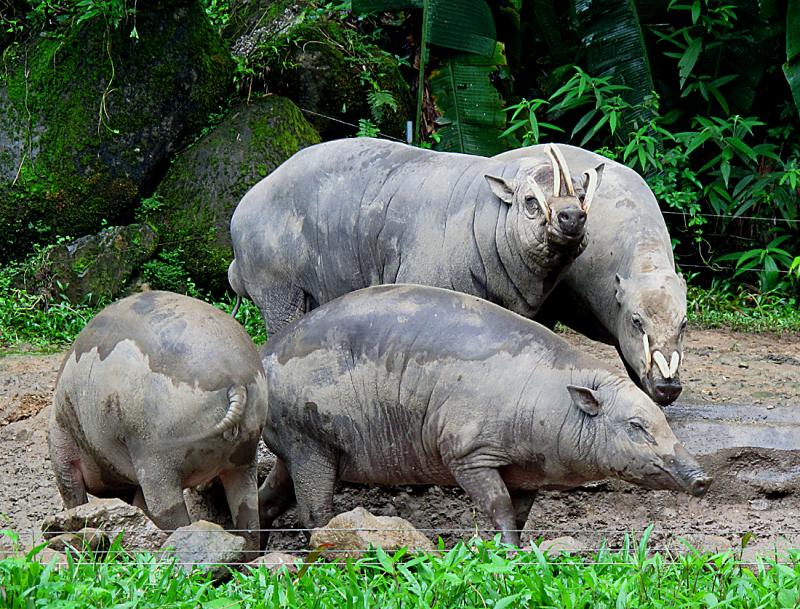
<box><xmin>2</xmin><ymin>327</ymin><xmax>799</xmax><ymax>558</ymax></box>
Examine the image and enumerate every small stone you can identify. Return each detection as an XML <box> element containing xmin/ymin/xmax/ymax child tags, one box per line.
<box><xmin>248</xmin><ymin>552</ymin><xmax>300</xmax><ymax>573</ymax></box>
<box><xmin>538</xmin><ymin>536</ymin><xmax>585</xmax><ymax>555</ymax></box>
<box><xmin>748</xmin><ymin>499</ymin><xmax>769</xmax><ymax>511</ymax></box>
<box><xmin>47</xmin><ymin>528</ymin><xmax>108</xmax><ymax>553</ymax></box>
<box><xmin>309</xmin><ymin>507</ymin><xmax>435</xmax><ymax>559</ymax></box>
<box><xmin>160</xmin><ymin>520</ymin><xmax>247</xmax><ymax>581</ymax></box>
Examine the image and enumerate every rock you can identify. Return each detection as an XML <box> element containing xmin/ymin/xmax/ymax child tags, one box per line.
<box><xmin>41</xmin><ymin>498</ymin><xmax>168</xmax><ymax>551</ymax></box>
<box><xmin>0</xmin><ymin>0</ymin><xmax>233</xmax><ymax>263</ymax></box>
<box><xmin>538</xmin><ymin>536</ymin><xmax>586</xmax><ymax>555</ymax></box>
<box><xmin>681</xmin><ymin>534</ymin><xmax>733</xmax><ymax>554</ymax></box>
<box><xmin>20</xmin><ymin>224</ymin><xmax>157</xmax><ymax>304</ymax></box>
<box><xmin>160</xmin><ymin>520</ymin><xmax>247</xmax><ymax>581</ymax></box>
<box><xmin>46</xmin><ymin>528</ymin><xmax>109</xmax><ymax>554</ymax></box>
<box><xmin>32</xmin><ymin>547</ymin><xmax>69</xmax><ymax>567</ymax></box>
<box><xmin>149</xmin><ymin>95</ymin><xmax>319</xmax><ymax>292</ymax></box>
<box><xmin>309</xmin><ymin>507</ymin><xmax>435</xmax><ymax>559</ymax></box>
<box><xmin>232</xmin><ymin>4</ymin><xmax>413</xmax><ymax>140</ymax></box>
<box><xmin>248</xmin><ymin>552</ymin><xmax>300</xmax><ymax>573</ymax></box>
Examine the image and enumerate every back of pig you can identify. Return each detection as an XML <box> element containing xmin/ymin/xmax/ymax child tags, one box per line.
<box><xmin>262</xmin><ymin>284</ymin><xmax>611</xmax><ymax>487</ymax></box>
<box><xmin>49</xmin><ymin>291</ymin><xmax>267</xmax><ymax>546</ymax></box>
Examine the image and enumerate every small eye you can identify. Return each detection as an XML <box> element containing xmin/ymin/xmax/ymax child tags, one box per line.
<box><xmin>631</xmin><ymin>314</ymin><xmax>643</xmax><ymax>331</ymax></box>
<box><xmin>523</xmin><ymin>195</ymin><xmax>540</xmax><ymax>218</ymax></box>
<box><xmin>627</xmin><ymin>419</ymin><xmax>655</xmax><ymax>445</ymax></box>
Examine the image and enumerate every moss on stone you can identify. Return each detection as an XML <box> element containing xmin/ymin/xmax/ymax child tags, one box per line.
<box><xmin>0</xmin><ymin>0</ymin><xmax>234</xmax><ymax>263</ymax></box>
<box><xmin>148</xmin><ymin>95</ymin><xmax>320</xmax><ymax>294</ymax></box>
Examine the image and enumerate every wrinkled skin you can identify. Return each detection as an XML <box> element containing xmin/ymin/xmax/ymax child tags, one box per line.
<box><xmin>258</xmin><ymin>285</ymin><xmax>710</xmax><ymax>546</ymax></box>
<box><xmin>494</xmin><ymin>145</ymin><xmax>687</xmax><ymax>405</ymax></box>
<box><xmin>229</xmin><ymin>138</ymin><xmax>603</xmax><ymax>337</ymax></box>
<box><xmin>48</xmin><ymin>291</ymin><xmax>268</xmax><ymax>550</ymax></box>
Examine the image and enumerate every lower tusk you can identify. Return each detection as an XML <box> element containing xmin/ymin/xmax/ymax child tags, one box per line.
<box><xmin>643</xmin><ymin>334</ymin><xmax>651</xmax><ymax>371</ymax></box>
<box><xmin>669</xmin><ymin>351</ymin><xmax>679</xmax><ymax>376</ymax></box>
<box><xmin>653</xmin><ymin>350</ymin><xmax>671</xmax><ymax>379</ymax></box>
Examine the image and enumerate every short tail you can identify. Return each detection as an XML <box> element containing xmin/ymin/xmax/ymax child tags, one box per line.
<box><xmin>228</xmin><ymin>259</ymin><xmax>247</xmax><ymax>319</ymax></box>
<box><xmin>213</xmin><ymin>385</ymin><xmax>247</xmax><ymax>441</ymax></box>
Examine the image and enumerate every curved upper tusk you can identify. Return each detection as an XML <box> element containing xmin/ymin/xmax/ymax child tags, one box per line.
<box><xmin>545</xmin><ymin>145</ymin><xmax>561</xmax><ymax>196</ymax></box>
<box><xmin>653</xmin><ymin>350</ymin><xmax>671</xmax><ymax>379</ymax></box>
<box><xmin>669</xmin><ymin>351</ymin><xmax>680</xmax><ymax>376</ymax></box>
<box><xmin>643</xmin><ymin>334</ymin><xmax>651</xmax><ymax>372</ymax></box>
<box><xmin>550</xmin><ymin>144</ymin><xmax>574</xmax><ymax>196</ymax></box>
<box><xmin>526</xmin><ymin>175</ymin><xmax>551</xmax><ymax>222</ymax></box>
<box><xmin>582</xmin><ymin>167</ymin><xmax>599</xmax><ymax>213</ymax></box>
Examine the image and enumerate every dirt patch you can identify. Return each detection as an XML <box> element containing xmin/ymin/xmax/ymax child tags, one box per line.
<box><xmin>1</xmin><ymin>326</ymin><xmax>799</xmax><ymax>556</ymax></box>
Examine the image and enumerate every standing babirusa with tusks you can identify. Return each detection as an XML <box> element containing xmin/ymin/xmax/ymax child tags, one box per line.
<box><xmin>228</xmin><ymin>138</ymin><xmax>604</xmax><ymax>338</ymax></box>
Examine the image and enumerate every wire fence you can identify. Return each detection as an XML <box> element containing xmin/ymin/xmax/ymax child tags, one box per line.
<box><xmin>3</xmin><ymin>525</ymin><xmax>799</xmax><ymax>567</ymax></box>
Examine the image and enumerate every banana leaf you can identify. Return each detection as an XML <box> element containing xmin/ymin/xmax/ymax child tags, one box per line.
<box><xmin>573</xmin><ymin>0</ymin><xmax>655</xmax><ymax>127</ymax></box>
<box><xmin>430</xmin><ymin>45</ymin><xmax>508</xmax><ymax>156</ymax></box>
<box><xmin>785</xmin><ymin>0</ymin><xmax>800</xmax><ymax>118</ymax></box>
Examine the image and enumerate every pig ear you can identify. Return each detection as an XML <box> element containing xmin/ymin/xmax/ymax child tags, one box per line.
<box><xmin>615</xmin><ymin>273</ymin><xmax>627</xmax><ymax>304</ymax></box>
<box><xmin>567</xmin><ymin>385</ymin><xmax>602</xmax><ymax>416</ymax></box>
<box><xmin>485</xmin><ymin>175</ymin><xmax>516</xmax><ymax>204</ymax></box>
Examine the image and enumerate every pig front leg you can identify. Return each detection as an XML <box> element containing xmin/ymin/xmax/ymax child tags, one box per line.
<box><xmin>510</xmin><ymin>490</ymin><xmax>537</xmax><ymax>536</ymax></box>
<box><xmin>449</xmin><ymin>465</ymin><xmax>520</xmax><ymax>546</ymax></box>
<box><xmin>286</xmin><ymin>446</ymin><xmax>338</xmax><ymax>535</ymax></box>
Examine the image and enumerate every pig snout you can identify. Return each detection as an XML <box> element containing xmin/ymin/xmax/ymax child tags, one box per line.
<box><xmin>664</xmin><ymin>443</ymin><xmax>712</xmax><ymax>496</ymax></box>
<box><xmin>653</xmin><ymin>377</ymin><xmax>682</xmax><ymax>405</ymax></box>
<box><xmin>556</xmin><ymin>207</ymin><xmax>586</xmax><ymax>237</ymax></box>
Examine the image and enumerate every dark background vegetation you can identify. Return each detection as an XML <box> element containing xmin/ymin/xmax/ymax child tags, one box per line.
<box><xmin>1</xmin><ymin>0</ymin><xmax>798</xmax><ymax>346</ymax></box>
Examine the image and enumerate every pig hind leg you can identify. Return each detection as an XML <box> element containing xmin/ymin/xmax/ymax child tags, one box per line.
<box><xmin>219</xmin><ymin>462</ymin><xmax>260</xmax><ymax>552</ymax></box>
<box><xmin>134</xmin><ymin>456</ymin><xmax>191</xmax><ymax>532</ymax></box>
<box><xmin>48</xmin><ymin>418</ymin><xmax>88</xmax><ymax>508</ymax></box>
<box><xmin>258</xmin><ymin>457</ymin><xmax>295</xmax><ymax>530</ymax></box>
<box><xmin>510</xmin><ymin>490</ymin><xmax>537</xmax><ymax>533</ymax></box>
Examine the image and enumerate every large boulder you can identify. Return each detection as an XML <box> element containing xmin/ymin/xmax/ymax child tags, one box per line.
<box><xmin>231</xmin><ymin>3</ymin><xmax>413</xmax><ymax>140</ymax></box>
<box><xmin>309</xmin><ymin>506</ymin><xmax>435</xmax><ymax>559</ymax></box>
<box><xmin>0</xmin><ymin>0</ymin><xmax>233</xmax><ymax>263</ymax></box>
<box><xmin>148</xmin><ymin>95</ymin><xmax>320</xmax><ymax>293</ymax></box>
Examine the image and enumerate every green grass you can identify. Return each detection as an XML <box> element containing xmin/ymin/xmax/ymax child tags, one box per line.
<box><xmin>1</xmin><ymin>531</ymin><xmax>799</xmax><ymax>608</ymax></box>
<box><xmin>688</xmin><ymin>286</ymin><xmax>800</xmax><ymax>332</ymax></box>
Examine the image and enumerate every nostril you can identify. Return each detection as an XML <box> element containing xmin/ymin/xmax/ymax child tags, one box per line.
<box><xmin>690</xmin><ymin>476</ymin><xmax>712</xmax><ymax>497</ymax></box>
<box><xmin>558</xmin><ymin>211</ymin><xmax>570</xmax><ymax>223</ymax></box>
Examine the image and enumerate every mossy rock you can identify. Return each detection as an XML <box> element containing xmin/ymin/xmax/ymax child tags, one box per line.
<box><xmin>233</xmin><ymin>7</ymin><xmax>413</xmax><ymax>140</ymax></box>
<box><xmin>0</xmin><ymin>0</ymin><xmax>233</xmax><ymax>263</ymax></box>
<box><xmin>31</xmin><ymin>224</ymin><xmax>159</xmax><ymax>304</ymax></box>
<box><xmin>149</xmin><ymin>95</ymin><xmax>320</xmax><ymax>294</ymax></box>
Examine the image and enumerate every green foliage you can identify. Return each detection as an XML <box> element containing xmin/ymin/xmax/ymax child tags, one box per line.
<box><xmin>0</xmin><ymin>256</ymin><xmax>105</xmax><ymax>350</ymax></box>
<box><xmin>0</xmin><ymin>247</ymin><xmax>268</xmax><ymax>350</ymax></box>
<box><xmin>688</xmin><ymin>285</ymin><xmax>800</xmax><ymax>332</ymax></box>
<box><xmin>2</xmin><ymin>535</ymin><xmax>800</xmax><ymax>607</ymax></box>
